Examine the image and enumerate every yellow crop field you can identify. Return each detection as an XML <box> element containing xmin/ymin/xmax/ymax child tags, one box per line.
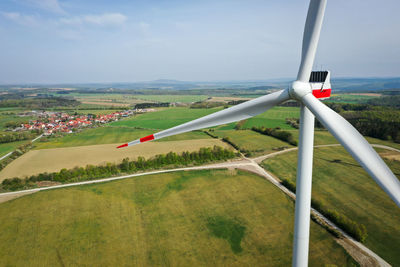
<box><xmin>0</xmin><ymin>139</ymin><xmax>230</xmax><ymax>180</ymax></box>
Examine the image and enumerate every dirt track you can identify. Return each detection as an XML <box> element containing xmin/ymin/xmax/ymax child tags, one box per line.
<box><xmin>0</xmin><ymin>139</ymin><xmax>229</xmax><ymax>181</ymax></box>
<box><xmin>0</xmin><ymin>143</ymin><xmax>397</xmax><ymax>266</ymax></box>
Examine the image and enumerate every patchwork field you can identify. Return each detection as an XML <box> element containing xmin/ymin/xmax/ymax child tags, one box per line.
<box><xmin>329</xmin><ymin>94</ymin><xmax>380</xmax><ymax>103</ymax></box>
<box><xmin>34</xmin><ymin>126</ymin><xmax>210</xmax><ymax>149</ymax></box>
<box><xmin>261</xmin><ymin>146</ymin><xmax>400</xmax><ymax>266</ymax></box>
<box><xmin>206</xmin><ymin>96</ymin><xmax>251</xmax><ymax>103</ymax></box>
<box><xmin>0</xmin><ymin>170</ymin><xmax>357</xmax><ymax>266</ymax></box>
<box><xmin>133</xmin><ymin>94</ymin><xmax>208</xmax><ymax>103</ymax></box>
<box><xmin>111</xmin><ymin>107</ymin><xmax>223</xmax><ymax>130</ymax></box>
<box><xmin>0</xmin><ymin>139</ymin><xmax>230</xmax><ymax>180</ymax></box>
<box><xmin>71</xmin><ymin>93</ymin><xmax>152</xmax><ymax>106</ymax></box>
<box><xmin>287</xmin><ymin>129</ymin><xmax>400</xmax><ymax>149</ymax></box>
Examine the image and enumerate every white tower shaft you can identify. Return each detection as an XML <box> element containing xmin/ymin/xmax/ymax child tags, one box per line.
<box><xmin>292</xmin><ymin>105</ymin><xmax>315</xmax><ymax>267</ymax></box>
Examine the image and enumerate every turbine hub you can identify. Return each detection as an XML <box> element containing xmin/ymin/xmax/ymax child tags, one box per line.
<box><xmin>289</xmin><ymin>80</ymin><xmax>312</xmax><ymax>100</ymax></box>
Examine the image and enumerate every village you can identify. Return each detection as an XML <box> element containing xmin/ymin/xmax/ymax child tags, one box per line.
<box><xmin>19</xmin><ymin>108</ymin><xmax>155</xmax><ymax>135</ymax></box>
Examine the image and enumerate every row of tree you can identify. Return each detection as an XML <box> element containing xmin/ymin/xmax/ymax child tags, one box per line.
<box><xmin>190</xmin><ymin>102</ymin><xmax>225</xmax><ymax>109</ymax></box>
<box><xmin>285</xmin><ymin>118</ymin><xmax>299</xmax><ymax>129</ymax></box>
<box><xmin>324</xmin><ymin>102</ymin><xmax>400</xmax><ymax>143</ymax></box>
<box><xmin>0</xmin><ymin>97</ymin><xmax>79</xmax><ymax>108</ymax></box>
<box><xmin>2</xmin><ymin>146</ymin><xmax>237</xmax><ymax>191</ymax></box>
<box><xmin>280</xmin><ymin>178</ymin><xmax>368</xmax><ymax>242</ymax></box>
<box><xmin>343</xmin><ymin>110</ymin><xmax>400</xmax><ymax>142</ymax></box>
<box><xmin>0</xmin><ymin>131</ymin><xmax>38</xmax><ymax>144</ymax></box>
<box><xmin>134</xmin><ymin>102</ymin><xmax>169</xmax><ymax>109</ymax></box>
<box><xmin>251</xmin><ymin>126</ymin><xmax>298</xmax><ymax>146</ymax></box>
<box><xmin>311</xmin><ymin>199</ymin><xmax>368</xmax><ymax>242</ymax></box>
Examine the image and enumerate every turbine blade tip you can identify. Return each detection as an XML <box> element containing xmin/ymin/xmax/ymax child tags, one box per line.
<box><xmin>117</xmin><ymin>143</ymin><xmax>128</xmax><ymax>149</ymax></box>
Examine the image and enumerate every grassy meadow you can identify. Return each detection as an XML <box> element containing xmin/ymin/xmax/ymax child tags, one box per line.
<box><xmin>213</xmin><ymin>129</ymin><xmax>294</xmax><ymax>156</ymax></box>
<box><xmin>35</xmin><ymin>106</ymin><xmax>302</xmax><ymax>150</ymax></box>
<box><xmin>261</xmin><ymin>146</ymin><xmax>400</xmax><ymax>266</ymax></box>
<box><xmin>69</xmin><ymin>93</ymin><xmax>210</xmax><ymax>106</ymax></box>
<box><xmin>111</xmin><ymin>107</ymin><xmax>223</xmax><ymax>130</ymax></box>
<box><xmin>242</xmin><ymin>106</ymin><xmax>300</xmax><ymax>130</ymax></box>
<box><xmin>133</xmin><ymin>94</ymin><xmax>209</xmax><ymax>103</ymax></box>
<box><xmin>0</xmin><ymin>170</ymin><xmax>357</xmax><ymax>266</ymax></box>
<box><xmin>0</xmin><ymin>140</ymin><xmax>29</xmax><ymax>158</ymax></box>
<box><xmin>328</xmin><ymin>94</ymin><xmax>380</xmax><ymax>104</ymax></box>
<box><xmin>34</xmin><ymin>126</ymin><xmax>210</xmax><ymax>150</ymax></box>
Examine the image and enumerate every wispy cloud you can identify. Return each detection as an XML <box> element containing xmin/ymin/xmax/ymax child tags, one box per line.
<box><xmin>22</xmin><ymin>0</ymin><xmax>65</xmax><ymax>15</ymax></box>
<box><xmin>1</xmin><ymin>12</ymin><xmax>39</xmax><ymax>26</ymax></box>
<box><xmin>60</xmin><ymin>13</ymin><xmax>127</xmax><ymax>27</ymax></box>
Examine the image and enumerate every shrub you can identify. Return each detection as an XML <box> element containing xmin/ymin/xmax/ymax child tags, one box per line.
<box><xmin>252</xmin><ymin>126</ymin><xmax>298</xmax><ymax>146</ymax></box>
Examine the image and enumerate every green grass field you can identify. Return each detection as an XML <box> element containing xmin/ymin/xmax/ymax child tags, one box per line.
<box><xmin>287</xmin><ymin>129</ymin><xmax>400</xmax><ymax>149</ymax></box>
<box><xmin>0</xmin><ymin>170</ymin><xmax>357</xmax><ymax>266</ymax></box>
<box><xmin>74</xmin><ymin>109</ymin><xmax>123</xmax><ymax>115</ymax></box>
<box><xmin>213</xmin><ymin>130</ymin><xmax>294</xmax><ymax>155</ymax></box>
<box><xmin>111</xmin><ymin>107</ymin><xmax>223</xmax><ymax>130</ymax></box>
<box><xmin>0</xmin><ymin>114</ymin><xmax>34</xmax><ymax>131</ymax></box>
<box><xmin>261</xmin><ymin>146</ymin><xmax>400</xmax><ymax>266</ymax></box>
<box><xmin>69</xmin><ymin>93</ymin><xmax>209</xmax><ymax>104</ymax></box>
<box><xmin>242</xmin><ymin>106</ymin><xmax>300</xmax><ymax>130</ymax></box>
<box><xmin>112</xmin><ymin>106</ymin><xmax>299</xmax><ymax>131</ymax></box>
<box><xmin>34</xmin><ymin>126</ymin><xmax>210</xmax><ymax>149</ymax></box>
<box><xmin>133</xmin><ymin>94</ymin><xmax>208</xmax><ymax>103</ymax></box>
<box><xmin>329</xmin><ymin>94</ymin><xmax>380</xmax><ymax>104</ymax></box>
<box><xmin>287</xmin><ymin>130</ymin><xmax>338</xmax><ymax>146</ymax></box>
<box><xmin>0</xmin><ymin>140</ymin><xmax>28</xmax><ymax>158</ymax></box>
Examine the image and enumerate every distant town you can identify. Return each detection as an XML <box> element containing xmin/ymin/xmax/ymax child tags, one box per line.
<box><xmin>18</xmin><ymin>108</ymin><xmax>155</xmax><ymax>135</ymax></box>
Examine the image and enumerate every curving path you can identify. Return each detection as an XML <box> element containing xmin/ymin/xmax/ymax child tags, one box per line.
<box><xmin>0</xmin><ymin>143</ymin><xmax>397</xmax><ymax>266</ymax></box>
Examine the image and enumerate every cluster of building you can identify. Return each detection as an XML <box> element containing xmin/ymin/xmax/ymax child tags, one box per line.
<box><xmin>19</xmin><ymin>109</ymin><xmax>154</xmax><ymax>135</ymax></box>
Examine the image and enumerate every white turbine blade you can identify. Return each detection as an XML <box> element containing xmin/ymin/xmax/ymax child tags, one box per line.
<box><xmin>117</xmin><ymin>89</ymin><xmax>290</xmax><ymax>148</ymax></box>
<box><xmin>297</xmin><ymin>0</ymin><xmax>327</xmax><ymax>82</ymax></box>
<box><xmin>301</xmin><ymin>93</ymin><xmax>400</xmax><ymax>207</ymax></box>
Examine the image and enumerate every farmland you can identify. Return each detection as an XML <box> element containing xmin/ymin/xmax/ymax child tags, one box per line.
<box><xmin>69</xmin><ymin>93</ymin><xmax>147</xmax><ymax>107</ymax></box>
<box><xmin>261</xmin><ymin>146</ymin><xmax>400</xmax><ymax>266</ymax></box>
<box><xmin>0</xmin><ymin>141</ymin><xmax>29</xmax><ymax>158</ymax></box>
<box><xmin>241</xmin><ymin>106</ymin><xmax>300</xmax><ymax>130</ymax></box>
<box><xmin>34</xmin><ymin>126</ymin><xmax>210</xmax><ymax>149</ymax></box>
<box><xmin>133</xmin><ymin>94</ymin><xmax>209</xmax><ymax>103</ymax></box>
<box><xmin>111</xmin><ymin>107</ymin><xmax>223</xmax><ymax>130</ymax></box>
<box><xmin>213</xmin><ymin>129</ymin><xmax>294</xmax><ymax>156</ymax></box>
<box><xmin>328</xmin><ymin>93</ymin><xmax>380</xmax><ymax>103</ymax></box>
<box><xmin>32</xmin><ymin>106</ymin><xmax>299</xmax><ymax>152</ymax></box>
<box><xmin>69</xmin><ymin>93</ymin><xmax>210</xmax><ymax>106</ymax></box>
<box><xmin>0</xmin><ymin>169</ymin><xmax>356</xmax><ymax>266</ymax></box>
<box><xmin>0</xmin><ymin>139</ymin><xmax>230</xmax><ymax>180</ymax></box>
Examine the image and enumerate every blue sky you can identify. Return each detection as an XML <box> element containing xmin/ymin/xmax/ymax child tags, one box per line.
<box><xmin>0</xmin><ymin>0</ymin><xmax>399</xmax><ymax>84</ymax></box>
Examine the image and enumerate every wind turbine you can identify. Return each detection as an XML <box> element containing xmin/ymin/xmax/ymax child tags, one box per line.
<box><xmin>117</xmin><ymin>0</ymin><xmax>400</xmax><ymax>266</ymax></box>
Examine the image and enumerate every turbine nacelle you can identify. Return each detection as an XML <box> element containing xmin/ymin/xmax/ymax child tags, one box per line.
<box><xmin>290</xmin><ymin>70</ymin><xmax>332</xmax><ymax>100</ymax></box>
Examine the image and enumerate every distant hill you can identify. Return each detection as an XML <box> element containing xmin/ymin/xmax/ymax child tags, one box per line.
<box><xmin>1</xmin><ymin>77</ymin><xmax>399</xmax><ymax>92</ymax></box>
<box><xmin>331</xmin><ymin>77</ymin><xmax>400</xmax><ymax>92</ymax></box>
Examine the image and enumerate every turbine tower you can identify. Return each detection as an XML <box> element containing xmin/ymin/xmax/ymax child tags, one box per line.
<box><xmin>118</xmin><ymin>0</ymin><xmax>400</xmax><ymax>266</ymax></box>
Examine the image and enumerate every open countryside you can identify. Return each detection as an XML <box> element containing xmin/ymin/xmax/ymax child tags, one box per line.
<box><xmin>1</xmin><ymin>0</ymin><xmax>400</xmax><ymax>265</ymax></box>
<box><xmin>0</xmin><ymin>98</ymin><xmax>399</xmax><ymax>266</ymax></box>
<box><xmin>262</xmin><ymin>146</ymin><xmax>400</xmax><ymax>265</ymax></box>
<box><xmin>0</xmin><ymin>139</ymin><xmax>230</xmax><ymax>180</ymax></box>
<box><xmin>0</xmin><ymin>170</ymin><xmax>357</xmax><ymax>266</ymax></box>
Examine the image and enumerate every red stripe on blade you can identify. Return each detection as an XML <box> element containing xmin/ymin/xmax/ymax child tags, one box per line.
<box><xmin>117</xmin><ymin>143</ymin><xmax>128</xmax><ymax>148</ymax></box>
<box><xmin>312</xmin><ymin>89</ymin><xmax>331</xmax><ymax>99</ymax></box>
<box><xmin>140</xmin><ymin>134</ymin><xmax>155</xmax><ymax>143</ymax></box>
